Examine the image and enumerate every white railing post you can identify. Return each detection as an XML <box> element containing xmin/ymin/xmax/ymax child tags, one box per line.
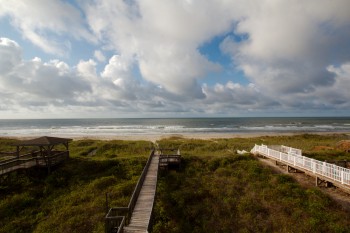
<box><xmin>312</xmin><ymin>159</ymin><xmax>316</xmax><ymax>173</ymax></box>
<box><xmin>293</xmin><ymin>155</ymin><xmax>296</xmax><ymax>166</ymax></box>
<box><xmin>279</xmin><ymin>152</ymin><xmax>282</xmax><ymax>161</ymax></box>
<box><xmin>341</xmin><ymin>170</ymin><xmax>344</xmax><ymax>184</ymax></box>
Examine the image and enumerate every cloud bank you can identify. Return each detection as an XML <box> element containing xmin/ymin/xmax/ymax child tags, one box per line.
<box><xmin>0</xmin><ymin>0</ymin><xmax>350</xmax><ymax>118</ymax></box>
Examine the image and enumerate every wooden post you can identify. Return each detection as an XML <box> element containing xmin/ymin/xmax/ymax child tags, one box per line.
<box><xmin>47</xmin><ymin>146</ymin><xmax>52</xmax><ymax>174</ymax></box>
<box><xmin>65</xmin><ymin>142</ymin><xmax>70</xmax><ymax>158</ymax></box>
<box><xmin>16</xmin><ymin>146</ymin><xmax>20</xmax><ymax>158</ymax></box>
<box><xmin>47</xmin><ymin>158</ymin><xmax>51</xmax><ymax>174</ymax></box>
<box><xmin>105</xmin><ymin>193</ymin><xmax>109</xmax><ymax>214</ymax></box>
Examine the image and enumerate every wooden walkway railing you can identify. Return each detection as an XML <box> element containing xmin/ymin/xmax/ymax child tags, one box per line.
<box><xmin>251</xmin><ymin>144</ymin><xmax>350</xmax><ymax>192</ymax></box>
<box><xmin>105</xmin><ymin>150</ymin><xmax>159</xmax><ymax>233</ymax></box>
<box><xmin>123</xmin><ymin>152</ymin><xmax>159</xmax><ymax>233</ymax></box>
<box><xmin>159</xmin><ymin>148</ymin><xmax>181</xmax><ymax>170</ymax></box>
<box><xmin>0</xmin><ymin>151</ymin><xmax>69</xmax><ymax>175</ymax></box>
<box><xmin>105</xmin><ymin>148</ymin><xmax>181</xmax><ymax>233</ymax></box>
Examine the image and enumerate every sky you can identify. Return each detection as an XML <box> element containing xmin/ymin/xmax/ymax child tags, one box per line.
<box><xmin>0</xmin><ymin>0</ymin><xmax>350</xmax><ymax>119</ymax></box>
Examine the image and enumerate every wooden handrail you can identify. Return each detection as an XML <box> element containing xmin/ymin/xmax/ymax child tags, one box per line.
<box><xmin>105</xmin><ymin>149</ymin><xmax>155</xmax><ymax>233</ymax></box>
<box><xmin>0</xmin><ymin>158</ymin><xmax>36</xmax><ymax>173</ymax></box>
<box><xmin>0</xmin><ymin>151</ymin><xmax>39</xmax><ymax>163</ymax></box>
<box><xmin>127</xmin><ymin>149</ymin><xmax>155</xmax><ymax>222</ymax></box>
<box><xmin>0</xmin><ymin>151</ymin><xmax>69</xmax><ymax>175</ymax></box>
<box><xmin>105</xmin><ymin>208</ymin><xmax>126</xmax><ymax>233</ymax></box>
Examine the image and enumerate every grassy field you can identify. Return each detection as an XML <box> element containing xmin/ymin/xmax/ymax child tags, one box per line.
<box><xmin>0</xmin><ymin>134</ymin><xmax>350</xmax><ymax>232</ymax></box>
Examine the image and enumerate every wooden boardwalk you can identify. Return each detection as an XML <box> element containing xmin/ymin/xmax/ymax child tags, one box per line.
<box><xmin>0</xmin><ymin>136</ymin><xmax>71</xmax><ymax>176</ymax></box>
<box><xmin>0</xmin><ymin>151</ymin><xmax>69</xmax><ymax>176</ymax></box>
<box><xmin>0</xmin><ymin>158</ymin><xmax>37</xmax><ymax>175</ymax></box>
<box><xmin>105</xmin><ymin>149</ymin><xmax>181</xmax><ymax>233</ymax></box>
<box><xmin>123</xmin><ymin>153</ymin><xmax>159</xmax><ymax>233</ymax></box>
<box><xmin>252</xmin><ymin>144</ymin><xmax>350</xmax><ymax>194</ymax></box>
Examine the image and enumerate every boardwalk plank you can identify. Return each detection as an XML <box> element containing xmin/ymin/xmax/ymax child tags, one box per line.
<box><xmin>123</xmin><ymin>154</ymin><xmax>159</xmax><ymax>233</ymax></box>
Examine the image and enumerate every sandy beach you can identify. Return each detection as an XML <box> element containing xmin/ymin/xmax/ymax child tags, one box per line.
<box><xmin>4</xmin><ymin>131</ymin><xmax>350</xmax><ymax>142</ymax></box>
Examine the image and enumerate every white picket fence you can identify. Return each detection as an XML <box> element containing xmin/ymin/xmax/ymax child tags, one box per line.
<box><xmin>251</xmin><ymin>144</ymin><xmax>350</xmax><ymax>186</ymax></box>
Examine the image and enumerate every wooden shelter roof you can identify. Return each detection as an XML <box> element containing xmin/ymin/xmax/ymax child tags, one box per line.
<box><xmin>14</xmin><ymin>136</ymin><xmax>72</xmax><ymax>147</ymax></box>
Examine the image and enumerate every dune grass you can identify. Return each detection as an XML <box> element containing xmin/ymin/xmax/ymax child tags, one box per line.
<box><xmin>0</xmin><ymin>139</ymin><xmax>150</xmax><ymax>233</ymax></box>
<box><xmin>158</xmin><ymin>133</ymin><xmax>350</xmax><ymax>159</ymax></box>
<box><xmin>153</xmin><ymin>135</ymin><xmax>350</xmax><ymax>233</ymax></box>
<box><xmin>0</xmin><ymin>134</ymin><xmax>350</xmax><ymax>232</ymax></box>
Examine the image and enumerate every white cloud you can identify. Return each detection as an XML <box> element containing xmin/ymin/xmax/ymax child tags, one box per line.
<box><xmin>82</xmin><ymin>0</ymin><xmax>232</xmax><ymax>97</ymax></box>
<box><xmin>77</xmin><ymin>59</ymin><xmax>98</xmax><ymax>80</ymax></box>
<box><xmin>1</xmin><ymin>0</ymin><xmax>350</xmax><ymax>117</ymax></box>
<box><xmin>0</xmin><ymin>38</ymin><xmax>91</xmax><ymax>106</ymax></box>
<box><xmin>94</xmin><ymin>50</ymin><xmax>106</xmax><ymax>62</ymax></box>
<box><xmin>0</xmin><ymin>37</ymin><xmax>280</xmax><ymax>117</ymax></box>
<box><xmin>0</xmin><ymin>38</ymin><xmax>21</xmax><ymax>74</ymax></box>
<box><xmin>325</xmin><ymin>63</ymin><xmax>350</xmax><ymax>103</ymax></box>
<box><xmin>102</xmin><ymin>55</ymin><xmax>131</xmax><ymax>80</ymax></box>
<box><xmin>221</xmin><ymin>0</ymin><xmax>350</xmax><ymax>96</ymax></box>
<box><xmin>0</xmin><ymin>0</ymin><xmax>96</xmax><ymax>56</ymax></box>
<box><xmin>80</xmin><ymin>0</ymin><xmax>350</xmax><ymax>112</ymax></box>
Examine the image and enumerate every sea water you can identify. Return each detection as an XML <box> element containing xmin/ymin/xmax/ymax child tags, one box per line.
<box><xmin>0</xmin><ymin>117</ymin><xmax>349</xmax><ymax>137</ymax></box>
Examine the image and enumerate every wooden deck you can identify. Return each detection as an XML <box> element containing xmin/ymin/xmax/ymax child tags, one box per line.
<box><xmin>123</xmin><ymin>154</ymin><xmax>159</xmax><ymax>233</ymax></box>
<box><xmin>159</xmin><ymin>148</ymin><xmax>181</xmax><ymax>170</ymax></box>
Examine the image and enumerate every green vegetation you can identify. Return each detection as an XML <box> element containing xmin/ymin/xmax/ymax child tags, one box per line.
<box><xmin>1</xmin><ymin>134</ymin><xmax>350</xmax><ymax>232</ymax></box>
<box><xmin>153</xmin><ymin>135</ymin><xmax>350</xmax><ymax>233</ymax></box>
<box><xmin>0</xmin><ymin>139</ymin><xmax>150</xmax><ymax>233</ymax></box>
<box><xmin>159</xmin><ymin>133</ymin><xmax>350</xmax><ymax>159</ymax></box>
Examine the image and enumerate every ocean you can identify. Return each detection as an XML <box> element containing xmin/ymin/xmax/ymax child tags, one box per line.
<box><xmin>0</xmin><ymin>117</ymin><xmax>349</xmax><ymax>138</ymax></box>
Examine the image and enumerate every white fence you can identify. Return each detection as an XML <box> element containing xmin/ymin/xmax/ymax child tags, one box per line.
<box><xmin>251</xmin><ymin>144</ymin><xmax>350</xmax><ymax>186</ymax></box>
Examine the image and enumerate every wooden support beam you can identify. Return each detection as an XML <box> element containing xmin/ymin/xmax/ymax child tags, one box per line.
<box><xmin>316</xmin><ymin>176</ymin><xmax>333</xmax><ymax>187</ymax></box>
<box><xmin>287</xmin><ymin>165</ymin><xmax>304</xmax><ymax>173</ymax></box>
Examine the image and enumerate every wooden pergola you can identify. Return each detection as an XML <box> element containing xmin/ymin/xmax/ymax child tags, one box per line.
<box><xmin>13</xmin><ymin>136</ymin><xmax>72</xmax><ymax>173</ymax></box>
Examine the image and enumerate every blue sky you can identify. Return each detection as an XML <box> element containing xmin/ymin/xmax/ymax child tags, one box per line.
<box><xmin>0</xmin><ymin>0</ymin><xmax>350</xmax><ymax>118</ymax></box>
